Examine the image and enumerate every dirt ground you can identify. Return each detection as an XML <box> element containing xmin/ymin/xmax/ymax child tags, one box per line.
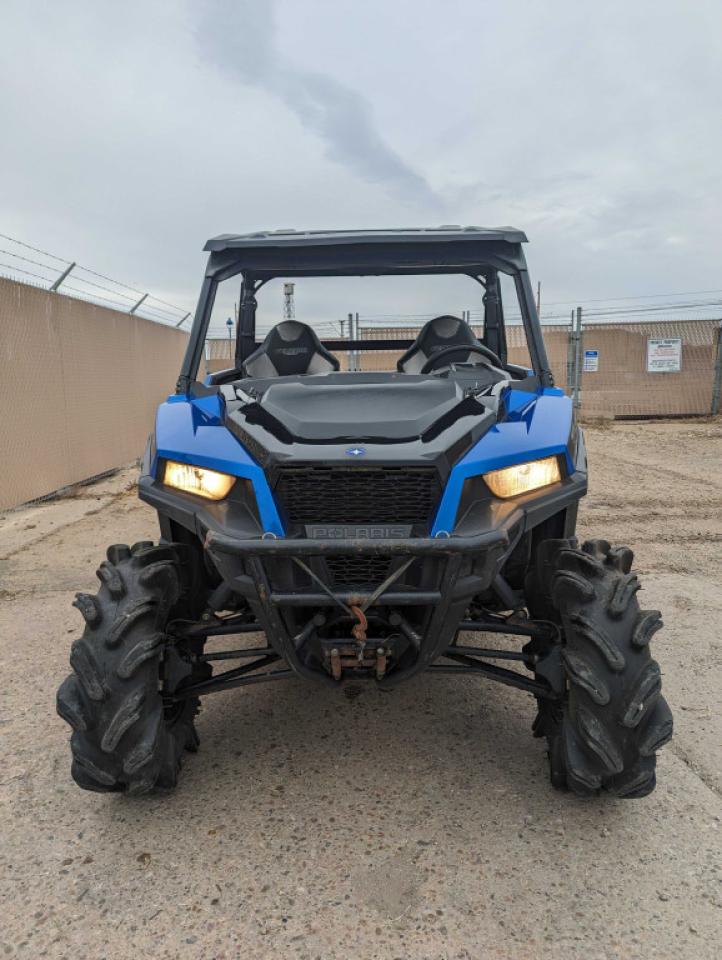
<box><xmin>1</xmin><ymin>419</ymin><xmax>721</xmax><ymax>959</ymax></box>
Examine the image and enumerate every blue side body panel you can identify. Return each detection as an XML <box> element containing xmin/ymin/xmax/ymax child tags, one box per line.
<box><xmin>153</xmin><ymin>386</ymin><xmax>573</xmax><ymax>541</ymax></box>
<box><xmin>431</xmin><ymin>388</ymin><xmax>574</xmax><ymax>535</ymax></box>
<box><xmin>152</xmin><ymin>394</ymin><xmax>284</xmax><ymax>537</ymax></box>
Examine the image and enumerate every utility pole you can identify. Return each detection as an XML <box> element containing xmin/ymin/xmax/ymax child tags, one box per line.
<box><xmin>566</xmin><ymin>309</ymin><xmax>576</xmax><ymax>398</ymax></box>
<box><xmin>355</xmin><ymin>312</ymin><xmax>360</xmax><ymax>371</ymax></box>
<box><xmin>283</xmin><ymin>282</ymin><xmax>295</xmax><ymax>320</ymax></box>
<box><xmin>347</xmin><ymin>312</ymin><xmax>354</xmax><ymax>371</ymax></box>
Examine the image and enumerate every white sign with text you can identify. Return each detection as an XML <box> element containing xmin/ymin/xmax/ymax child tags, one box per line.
<box><xmin>647</xmin><ymin>337</ymin><xmax>682</xmax><ymax>373</ymax></box>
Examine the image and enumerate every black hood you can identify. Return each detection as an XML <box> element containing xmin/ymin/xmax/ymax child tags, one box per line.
<box><xmin>221</xmin><ymin>372</ymin><xmax>499</xmax><ymax>480</ymax></box>
<box><xmin>254</xmin><ymin>376</ymin><xmax>466</xmax><ymax>442</ymax></box>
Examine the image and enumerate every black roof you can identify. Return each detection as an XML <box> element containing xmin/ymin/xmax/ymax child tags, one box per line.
<box><xmin>204</xmin><ymin>225</ymin><xmax>527</xmax><ymax>253</ymax></box>
<box><xmin>201</xmin><ymin>227</ymin><xmax>530</xmax><ymax>281</ymax></box>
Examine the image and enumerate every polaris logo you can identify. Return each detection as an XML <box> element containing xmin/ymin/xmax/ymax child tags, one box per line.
<box><xmin>306</xmin><ymin>525</ymin><xmax>412</xmax><ymax>540</ymax></box>
<box><xmin>346</xmin><ymin>447</ymin><xmax>366</xmax><ymax>457</ymax></box>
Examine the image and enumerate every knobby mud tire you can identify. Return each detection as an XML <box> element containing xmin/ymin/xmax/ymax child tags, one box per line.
<box><xmin>56</xmin><ymin>542</ymin><xmax>201</xmax><ymax>794</ymax></box>
<box><xmin>528</xmin><ymin>538</ymin><xmax>673</xmax><ymax>798</ymax></box>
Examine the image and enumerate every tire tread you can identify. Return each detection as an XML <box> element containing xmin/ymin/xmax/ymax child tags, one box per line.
<box><xmin>57</xmin><ymin>542</ymin><xmax>200</xmax><ymax>795</ymax></box>
<box><xmin>533</xmin><ymin>538</ymin><xmax>672</xmax><ymax>799</ymax></box>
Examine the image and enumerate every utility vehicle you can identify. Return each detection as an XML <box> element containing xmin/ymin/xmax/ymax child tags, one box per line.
<box><xmin>57</xmin><ymin>227</ymin><xmax>672</xmax><ymax>797</ymax></box>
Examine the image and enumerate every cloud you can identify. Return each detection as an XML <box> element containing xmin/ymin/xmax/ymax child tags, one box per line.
<box><xmin>0</xmin><ymin>0</ymin><xmax>721</xmax><ymax>329</ymax></box>
<box><xmin>195</xmin><ymin>0</ymin><xmax>440</xmax><ymax>207</ymax></box>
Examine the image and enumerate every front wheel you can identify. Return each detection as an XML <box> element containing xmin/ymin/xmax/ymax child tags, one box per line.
<box><xmin>528</xmin><ymin>539</ymin><xmax>673</xmax><ymax>798</ymax></box>
<box><xmin>56</xmin><ymin>542</ymin><xmax>205</xmax><ymax>794</ymax></box>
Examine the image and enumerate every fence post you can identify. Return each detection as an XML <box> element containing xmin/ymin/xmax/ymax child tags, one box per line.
<box><xmin>566</xmin><ymin>310</ymin><xmax>575</xmax><ymax>394</ymax></box>
<box><xmin>49</xmin><ymin>261</ymin><xmax>76</xmax><ymax>292</ymax></box>
<box><xmin>574</xmin><ymin>306</ymin><xmax>584</xmax><ymax>414</ymax></box>
<box><xmin>129</xmin><ymin>293</ymin><xmax>148</xmax><ymax>315</ymax></box>
<box><xmin>712</xmin><ymin>321</ymin><xmax>722</xmax><ymax>416</ymax></box>
<box><xmin>566</xmin><ymin>307</ymin><xmax>583</xmax><ymax>411</ymax></box>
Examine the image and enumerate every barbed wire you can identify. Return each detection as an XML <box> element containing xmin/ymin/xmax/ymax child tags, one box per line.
<box><xmin>4</xmin><ymin>229</ymin><xmax>720</xmax><ymax>338</ymax></box>
<box><xmin>0</xmin><ymin>246</ymin><xmax>64</xmax><ymax>276</ymax></box>
<box><xmin>204</xmin><ymin>305</ymin><xmax>722</xmax><ymax>342</ymax></box>
<box><xmin>59</xmin><ymin>282</ymin><xmax>136</xmax><ymax>312</ymax></box>
<box><xmin>0</xmin><ymin>261</ymin><xmax>58</xmax><ymax>285</ymax></box>
<box><xmin>209</xmin><ymin>298</ymin><xmax>722</xmax><ymax>340</ymax></box>
<box><xmin>0</xmin><ymin>232</ymin><xmax>69</xmax><ymax>264</ymax></box>
<box><xmin>0</xmin><ymin>231</ymin><xmax>193</xmax><ymax>328</ymax></box>
<box><xmin>355</xmin><ymin>297</ymin><xmax>722</xmax><ymax>327</ymax></box>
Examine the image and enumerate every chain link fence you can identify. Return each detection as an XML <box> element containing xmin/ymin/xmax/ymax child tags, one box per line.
<box><xmin>206</xmin><ymin>315</ymin><xmax>722</xmax><ymax>418</ymax></box>
<box><xmin>569</xmin><ymin>318</ymin><xmax>721</xmax><ymax>417</ymax></box>
<box><xmin>0</xmin><ymin>232</ymin><xmax>192</xmax><ymax>328</ymax></box>
<box><xmin>362</xmin><ymin>317</ymin><xmax>722</xmax><ymax>417</ymax></box>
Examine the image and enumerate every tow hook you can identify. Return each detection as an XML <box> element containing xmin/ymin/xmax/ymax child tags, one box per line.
<box><xmin>350</xmin><ymin>604</ymin><xmax>368</xmax><ymax>661</ymax></box>
<box><xmin>350</xmin><ymin>604</ymin><xmax>368</xmax><ymax>640</ymax></box>
<box><xmin>326</xmin><ymin>603</ymin><xmax>387</xmax><ymax>680</ymax></box>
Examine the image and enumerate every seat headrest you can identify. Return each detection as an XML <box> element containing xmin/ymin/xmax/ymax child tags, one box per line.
<box><xmin>242</xmin><ymin>320</ymin><xmax>340</xmax><ymax>378</ymax></box>
<box><xmin>397</xmin><ymin>315</ymin><xmax>477</xmax><ymax>373</ymax></box>
<box><xmin>422</xmin><ymin>315</ymin><xmax>477</xmax><ymax>344</ymax></box>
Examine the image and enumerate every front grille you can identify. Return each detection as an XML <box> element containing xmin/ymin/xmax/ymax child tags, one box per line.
<box><xmin>274</xmin><ymin>465</ymin><xmax>441</xmax><ymax>525</ymax></box>
<box><xmin>326</xmin><ymin>555</ymin><xmax>390</xmax><ymax>587</ymax></box>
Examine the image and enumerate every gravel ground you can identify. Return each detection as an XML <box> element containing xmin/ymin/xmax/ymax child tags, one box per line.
<box><xmin>1</xmin><ymin>419</ymin><xmax>720</xmax><ymax>959</ymax></box>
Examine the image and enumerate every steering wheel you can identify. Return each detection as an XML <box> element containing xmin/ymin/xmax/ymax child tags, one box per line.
<box><xmin>420</xmin><ymin>342</ymin><xmax>503</xmax><ymax>374</ymax></box>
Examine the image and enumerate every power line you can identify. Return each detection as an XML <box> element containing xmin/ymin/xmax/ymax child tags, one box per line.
<box><xmin>579</xmin><ymin>300</ymin><xmax>722</xmax><ymax>320</ymax></box>
<box><xmin>360</xmin><ymin>284</ymin><xmax>722</xmax><ymax>323</ymax></box>
<box><xmin>540</xmin><ymin>287</ymin><xmax>722</xmax><ymax>308</ymax></box>
<box><xmin>359</xmin><ymin>294</ymin><xmax>722</xmax><ymax>326</ymax></box>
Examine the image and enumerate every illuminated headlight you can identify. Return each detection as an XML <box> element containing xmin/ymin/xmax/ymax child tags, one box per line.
<box><xmin>483</xmin><ymin>456</ymin><xmax>561</xmax><ymax>499</ymax></box>
<box><xmin>163</xmin><ymin>460</ymin><xmax>235</xmax><ymax>501</ymax></box>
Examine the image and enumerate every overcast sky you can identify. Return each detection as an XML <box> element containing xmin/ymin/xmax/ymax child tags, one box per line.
<box><xmin>1</xmin><ymin>0</ymin><xmax>721</xmax><ymax>333</ymax></box>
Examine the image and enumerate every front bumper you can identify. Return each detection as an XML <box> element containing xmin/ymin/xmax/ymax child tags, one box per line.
<box><xmin>139</xmin><ymin>459</ymin><xmax>587</xmax><ymax>687</ymax></box>
<box><xmin>204</xmin><ymin>526</ymin><xmax>509</xmax><ymax>688</ymax></box>
<box><xmin>206</xmin><ymin>527</ymin><xmax>508</xmax><ymax>557</ymax></box>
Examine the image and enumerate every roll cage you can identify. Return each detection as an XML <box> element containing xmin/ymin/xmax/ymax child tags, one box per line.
<box><xmin>176</xmin><ymin>227</ymin><xmax>554</xmax><ymax>394</ymax></box>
